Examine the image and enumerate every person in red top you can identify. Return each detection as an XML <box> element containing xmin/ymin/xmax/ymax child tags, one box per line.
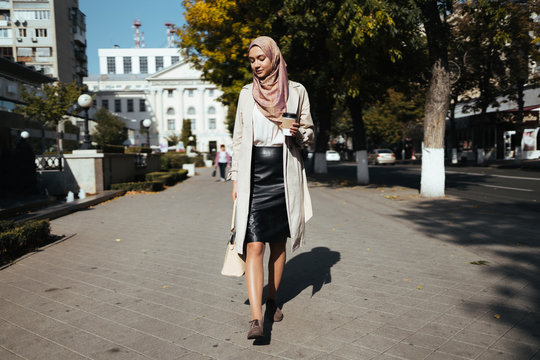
<box><xmin>214</xmin><ymin>144</ymin><xmax>231</xmax><ymax>181</ymax></box>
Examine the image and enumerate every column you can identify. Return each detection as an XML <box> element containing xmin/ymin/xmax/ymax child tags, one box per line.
<box><xmin>176</xmin><ymin>86</ymin><xmax>184</xmax><ymax>133</ymax></box>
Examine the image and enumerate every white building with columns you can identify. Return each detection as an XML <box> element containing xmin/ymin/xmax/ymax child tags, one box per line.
<box><xmin>84</xmin><ymin>47</ymin><xmax>231</xmax><ymax>153</ymax></box>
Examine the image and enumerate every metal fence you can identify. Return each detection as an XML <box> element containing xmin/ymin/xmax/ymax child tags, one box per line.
<box><xmin>35</xmin><ymin>155</ymin><xmax>63</xmax><ymax>171</ymax></box>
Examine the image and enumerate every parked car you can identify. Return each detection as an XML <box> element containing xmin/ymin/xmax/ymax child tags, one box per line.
<box><xmin>368</xmin><ymin>149</ymin><xmax>396</xmax><ymax>165</ymax></box>
<box><xmin>326</xmin><ymin>150</ymin><xmax>341</xmax><ymax>162</ymax></box>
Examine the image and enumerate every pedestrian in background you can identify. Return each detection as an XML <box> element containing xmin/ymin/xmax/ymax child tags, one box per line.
<box><xmin>228</xmin><ymin>36</ymin><xmax>314</xmax><ymax>340</ymax></box>
<box><xmin>214</xmin><ymin>144</ymin><xmax>231</xmax><ymax>182</ymax></box>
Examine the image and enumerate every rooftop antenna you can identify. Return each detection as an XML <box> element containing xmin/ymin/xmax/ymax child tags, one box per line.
<box><xmin>165</xmin><ymin>23</ymin><xmax>175</xmax><ymax>48</ymax></box>
<box><xmin>133</xmin><ymin>19</ymin><xmax>142</xmax><ymax>48</ymax></box>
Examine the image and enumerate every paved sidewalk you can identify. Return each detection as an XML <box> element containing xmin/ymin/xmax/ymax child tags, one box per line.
<box><xmin>1</xmin><ymin>168</ymin><xmax>539</xmax><ymax>360</ymax></box>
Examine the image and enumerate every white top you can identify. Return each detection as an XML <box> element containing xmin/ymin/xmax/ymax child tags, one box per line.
<box><xmin>252</xmin><ymin>105</ymin><xmax>284</xmax><ymax>146</ymax></box>
<box><xmin>218</xmin><ymin>151</ymin><xmax>228</xmax><ymax>163</ymax></box>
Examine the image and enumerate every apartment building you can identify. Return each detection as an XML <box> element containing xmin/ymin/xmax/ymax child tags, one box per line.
<box><xmin>0</xmin><ymin>0</ymin><xmax>87</xmax><ymax>83</ymax></box>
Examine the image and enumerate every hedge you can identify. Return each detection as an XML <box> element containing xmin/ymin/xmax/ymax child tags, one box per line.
<box><xmin>160</xmin><ymin>153</ymin><xmax>205</xmax><ymax>170</ymax></box>
<box><xmin>102</xmin><ymin>144</ymin><xmax>125</xmax><ymax>153</ymax></box>
<box><xmin>125</xmin><ymin>146</ymin><xmax>152</xmax><ymax>154</ymax></box>
<box><xmin>111</xmin><ymin>180</ymin><xmax>164</xmax><ymax>192</ymax></box>
<box><xmin>112</xmin><ymin>169</ymin><xmax>188</xmax><ymax>193</ymax></box>
<box><xmin>0</xmin><ymin>220</ymin><xmax>51</xmax><ymax>264</ymax></box>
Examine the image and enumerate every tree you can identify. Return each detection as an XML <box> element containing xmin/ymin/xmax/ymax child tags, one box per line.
<box><xmin>166</xmin><ymin>133</ymin><xmax>182</xmax><ymax>146</ymax></box>
<box><xmin>180</xmin><ymin>119</ymin><xmax>195</xmax><ymax>149</ymax></box>
<box><xmin>92</xmin><ymin>107</ymin><xmax>127</xmax><ymax>147</ymax></box>
<box><xmin>364</xmin><ymin>89</ymin><xmax>424</xmax><ymax>148</ymax></box>
<box><xmin>417</xmin><ymin>0</ymin><xmax>452</xmax><ymax>197</ymax></box>
<box><xmin>15</xmin><ymin>81</ymin><xmax>83</xmax><ymax>153</ymax></box>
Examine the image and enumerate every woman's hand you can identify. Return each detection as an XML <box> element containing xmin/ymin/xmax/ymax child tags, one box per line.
<box><xmin>232</xmin><ymin>180</ymin><xmax>237</xmax><ymax>202</ymax></box>
<box><xmin>289</xmin><ymin>123</ymin><xmax>301</xmax><ymax>137</ymax></box>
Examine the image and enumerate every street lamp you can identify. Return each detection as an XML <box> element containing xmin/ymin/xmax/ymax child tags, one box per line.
<box><xmin>77</xmin><ymin>94</ymin><xmax>93</xmax><ymax>149</ymax></box>
<box><xmin>20</xmin><ymin>131</ymin><xmax>30</xmax><ymax>139</ymax></box>
<box><xmin>141</xmin><ymin>119</ymin><xmax>151</xmax><ymax>146</ymax></box>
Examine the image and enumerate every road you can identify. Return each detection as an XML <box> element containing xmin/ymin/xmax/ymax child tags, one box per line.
<box><xmin>326</xmin><ymin>162</ymin><xmax>540</xmax><ymax>210</ymax></box>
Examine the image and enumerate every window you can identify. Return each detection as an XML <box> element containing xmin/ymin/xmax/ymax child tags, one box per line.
<box><xmin>209</xmin><ymin>89</ymin><xmax>215</xmax><ymax>97</ymax></box>
<box><xmin>102</xmin><ymin>99</ymin><xmax>109</xmax><ymax>110</ymax></box>
<box><xmin>13</xmin><ymin>10</ymin><xmax>50</xmax><ymax>21</ymax></box>
<box><xmin>208</xmin><ymin>118</ymin><xmax>216</xmax><ymax>130</ymax></box>
<box><xmin>167</xmin><ymin>89</ymin><xmax>173</xmax><ymax>98</ymax></box>
<box><xmin>127</xmin><ymin>99</ymin><xmax>134</xmax><ymax>112</ymax></box>
<box><xmin>208</xmin><ymin>106</ymin><xmax>216</xmax><ymax>115</ymax></box>
<box><xmin>187</xmin><ymin>106</ymin><xmax>196</xmax><ymax>115</ymax></box>
<box><xmin>0</xmin><ymin>28</ymin><xmax>11</xmax><ymax>38</ymax></box>
<box><xmin>188</xmin><ymin>89</ymin><xmax>194</xmax><ymax>97</ymax></box>
<box><xmin>107</xmin><ymin>56</ymin><xmax>115</xmax><ymax>74</ymax></box>
<box><xmin>18</xmin><ymin>28</ymin><xmax>27</xmax><ymax>37</ymax></box>
<box><xmin>171</xmin><ymin>56</ymin><xmax>180</xmax><ymax>64</ymax></box>
<box><xmin>166</xmin><ymin>107</ymin><xmax>175</xmax><ymax>115</ymax></box>
<box><xmin>35</xmin><ymin>28</ymin><xmax>47</xmax><ymax>37</ymax></box>
<box><xmin>123</xmin><ymin>57</ymin><xmax>132</xmax><ymax>73</ymax></box>
<box><xmin>0</xmin><ymin>47</ymin><xmax>13</xmax><ymax>58</ymax></box>
<box><xmin>155</xmin><ymin>56</ymin><xmax>164</xmax><ymax>71</ymax></box>
<box><xmin>114</xmin><ymin>99</ymin><xmax>121</xmax><ymax>112</ymax></box>
<box><xmin>35</xmin><ymin>47</ymin><xmax>51</xmax><ymax>57</ymax></box>
<box><xmin>93</xmin><ymin>100</ymin><xmax>97</xmax><ymax>107</ymax></box>
<box><xmin>139</xmin><ymin>56</ymin><xmax>148</xmax><ymax>73</ymax></box>
<box><xmin>139</xmin><ymin>99</ymin><xmax>146</xmax><ymax>112</ymax></box>
<box><xmin>168</xmin><ymin>119</ymin><xmax>175</xmax><ymax>130</ymax></box>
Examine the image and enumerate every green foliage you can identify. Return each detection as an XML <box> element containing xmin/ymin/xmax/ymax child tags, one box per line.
<box><xmin>125</xmin><ymin>146</ymin><xmax>152</xmax><ymax>154</ymax></box>
<box><xmin>364</xmin><ymin>89</ymin><xmax>424</xmax><ymax>146</ymax></box>
<box><xmin>160</xmin><ymin>153</ymin><xmax>205</xmax><ymax>170</ymax></box>
<box><xmin>101</xmin><ymin>144</ymin><xmax>125</xmax><ymax>154</ymax></box>
<box><xmin>92</xmin><ymin>107</ymin><xmax>127</xmax><ymax>147</ymax></box>
<box><xmin>166</xmin><ymin>133</ymin><xmax>182</xmax><ymax>146</ymax></box>
<box><xmin>0</xmin><ymin>220</ymin><xmax>51</xmax><ymax>264</ymax></box>
<box><xmin>15</xmin><ymin>82</ymin><xmax>83</xmax><ymax>126</ymax></box>
<box><xmin>111</xmin><ymin>181</ymin><xmax>165</xmax><ymax>192</ymax></box>
<box><xmin>180</xmin><ymin>119</ymin><xmax>194</xmax><ymax>150</ymax></box>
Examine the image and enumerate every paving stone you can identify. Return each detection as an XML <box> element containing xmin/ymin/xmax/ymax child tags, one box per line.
<box><xmin>436</xmin><ymin>339</ymin><xmax>486</xmax><ymax>359</ymax></box>
<box><xmin>1</xmin><ymin>168</ymin><xmax>539</xmax><ymax>360</ymax></box>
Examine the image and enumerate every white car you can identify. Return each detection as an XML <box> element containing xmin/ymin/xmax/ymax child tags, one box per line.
<box><xmin>326</xmin><ymin>150</ymin><xmax>341</xmax><ymax>162</ymax></box>
<box><xmin>368</xmin><ymin>149</ymin><xmax>396</xmax><ymax>165</ymax></box>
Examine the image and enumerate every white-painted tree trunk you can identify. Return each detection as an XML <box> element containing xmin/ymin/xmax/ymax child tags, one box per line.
<box><xmin>356</xmin><ymin>150</ymin><xmax>369</xmax><ymax>185</ymax></box>
<box><xmin>451</xmin><ymin>148</ymin><xmax>458</xmax><ymax>164</ymax></box>
<box><xmin>313</xmin><ymin>152</ymin><xmax>327</xmax><ymax>174</ymax></box>
<box><xmin>420</xmin><ymin>148</ymin><xmax>445</xmax><ymax>197</ymax></box>
<box><xmin>476</xmin><ymin>148</ymin><xmax>485</xmax><ymax>165</ymax></box>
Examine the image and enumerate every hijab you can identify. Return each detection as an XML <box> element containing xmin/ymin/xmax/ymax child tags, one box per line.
<box><xmin>249</xmin><ymin>36</ymin><xmax>289</xmax><ymax>124</ymax></box>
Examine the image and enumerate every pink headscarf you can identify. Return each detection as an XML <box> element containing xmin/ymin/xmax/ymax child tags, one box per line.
<box><xmin>249</xmin><ymin>36</ymin><xmax>289</xmax><ymax>125</ymax></box>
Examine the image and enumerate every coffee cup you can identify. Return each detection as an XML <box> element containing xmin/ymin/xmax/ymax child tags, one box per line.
<box><xmin>281</xmin><ymin>113</ymin><xmax>297</xmax><ymax>136</ymax></box>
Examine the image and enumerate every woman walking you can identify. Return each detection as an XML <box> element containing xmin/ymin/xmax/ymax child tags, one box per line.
<box><xmin>214</xmin><ymin>144</ymin><xmax>231</xmax><ymax>181</ymax></box>
<box><xmin>228</xmin><ymin>36</ymin><xmax>314</xmax><ymax>340</ymax></box>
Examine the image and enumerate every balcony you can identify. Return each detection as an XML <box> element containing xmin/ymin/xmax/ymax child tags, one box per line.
<box><xmin>73</xmin><ymin>31</ymin><xmax>85</xmax><ymax>45</ymax></box>
<box><xmin>0</xmin><ymin>2</ymin><xmax>9</xmax><ymax>10</ymax></box>
<box><xmin>0</xmin><ymin>37</ymin><xmax>12</xmax><ymax>46</ymax></box>
<box><xmin>0</xmin><ymin>19</ymin><xmax>10</xmax><ymax>26</ymax></box>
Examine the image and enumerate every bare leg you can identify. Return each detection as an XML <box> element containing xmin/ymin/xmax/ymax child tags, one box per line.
<box><xmin>267</xmin><ymin>242</ymin><xmax>286</xmax><ymax>301</ymax></box>
<box><xmin>245</xmin><ymin>242</ymin><xmax>265</xmax><ymax>321</ymax></box>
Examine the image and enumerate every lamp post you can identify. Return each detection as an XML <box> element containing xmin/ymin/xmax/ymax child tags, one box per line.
<box><xmin>141</xmin><ymin>119</ymin><xmax>151</xmax><ymax>146</ymax></box>
<box><xmin>77</xmin><ymin>94</ymin><xmax>93</xmax><ymax>149</ymax></box>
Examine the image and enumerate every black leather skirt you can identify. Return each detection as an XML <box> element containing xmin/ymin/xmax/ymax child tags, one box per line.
<box><xmin>245</xmin><ymin>146</ymin><xmax>290</xmax><ymax>244</ymax></box>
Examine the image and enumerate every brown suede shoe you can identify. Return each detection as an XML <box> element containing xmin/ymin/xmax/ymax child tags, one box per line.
<box><xmin>247</xmin><ymin>319</ymin><xmax>264</xmax><ymax>339</ymax></box>
<box><xmin>266</xmin><ymin>298</ymin><xmax>283</xmax><ymax>322</ymax></box>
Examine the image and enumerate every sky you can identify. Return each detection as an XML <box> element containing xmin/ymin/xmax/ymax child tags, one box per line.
<box><xmin>79</xmin><ymin>0</ymin><xmax>186</xmax><ymax>74</ymax></box>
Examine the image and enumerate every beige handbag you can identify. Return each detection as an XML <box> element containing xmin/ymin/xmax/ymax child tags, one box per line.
<box><xmin>221</xmin><ymin>201</ymin><xmax>245</xmax><ymax>277</ymax></box>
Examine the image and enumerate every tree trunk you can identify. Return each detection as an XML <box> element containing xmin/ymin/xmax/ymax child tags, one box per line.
<box><xmin>313</xmin><ymin>91</ymin><xmax>332</xmax><ymax>174</ymax></box>
<box><xmin>347</xmin><ymin>96</ymin><xmax>369</xmax><ymax>184</ymax></box>
<box><xmin>420</xmin><ymin>1</ymin><xmax>451</xmax><ymax>197</ymax></box>
<box><xmin>449</xmin><ymin>97</ymin><xmax>458</xmax><ymax>164</ymax></box>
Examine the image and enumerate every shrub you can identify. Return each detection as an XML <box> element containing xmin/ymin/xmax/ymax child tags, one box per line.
<box><xmin>102</xmin><ymin>144</ymin><xmax>125</xmax><ymax>154</ymax></box>
<box><xmin>160</xmin><ymin>153</ymin><xmax>206</xmax><ymax>170</ymax></box>
<box><xmin>0</xmin><ymin>220</ymin><xmax>51</xmax><ymax>264</ymax></box>
<box><xmin>125</xmin><ymin>146</ymin><xmax>152</xmax><ymax>154</ymax></box>
<box><xmin>111</xmin><ymin>180</ymin><xmax>164</xmax><ymax>192</ymax></box>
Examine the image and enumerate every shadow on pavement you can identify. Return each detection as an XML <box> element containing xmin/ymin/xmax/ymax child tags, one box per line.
<box><xmin>393</xmin><ymin>198</ymin><xmax>540</xmax><ymax>348</ymax></box>
<box><xmin>249</xmin><ymin>247</ymin><xmax>341</xmax><ymax>345</ymax></box>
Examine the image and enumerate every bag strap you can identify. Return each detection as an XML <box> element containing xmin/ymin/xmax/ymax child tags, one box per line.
<box><xmin>231</xmin><ymin>200</ymin><xmax>237</xmax><ymax>232</ymax></box>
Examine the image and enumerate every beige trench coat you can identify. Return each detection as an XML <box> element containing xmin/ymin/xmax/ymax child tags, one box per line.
<box><xmin>227</xmin><ymin>81</ymin><xmax>314</xmax><ymax>255</ymax></box>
